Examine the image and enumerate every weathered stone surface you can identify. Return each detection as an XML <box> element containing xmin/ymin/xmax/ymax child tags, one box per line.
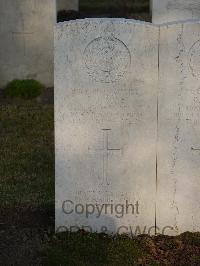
<box><xmin>55</xmin><ymin>19</ymin><xmax>158</xmax><ymax>235</ymax></box>
<box><xmin>157</xmin><ymin>20</ymin><xmax>200</xmax><ymax>235</ymax></box>
<box><xmin>57</xmin><ymin>0</ymin><xmax>79</xmax><ymax>12</ymax></box>
<box><xmin>0</xmin><ymin>0</ymin><xmax>56</xmax><ymax>88</ymax></box>
<box><xmin>152</xmin><ymin>0</ymin><xmax>200</xmax><ymax>24</ymax></box>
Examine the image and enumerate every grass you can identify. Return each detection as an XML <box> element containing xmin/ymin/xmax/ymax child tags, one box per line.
<box><xmin>4</xmin><ymin>79</ymin><xmax>44</xmax><ymax>99</ymax></box>
<box><xmin>0</xmin><ymin>101</ymin><xmax>54</xmax><ymax>208</ymax></box>
<box><xmin>43</xmin><ymin>232</ymin><xmax>148</xmax><ymax>266</ymax></box>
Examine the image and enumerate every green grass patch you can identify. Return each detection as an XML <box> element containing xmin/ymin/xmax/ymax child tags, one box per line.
<box><xmin>43</xmin><ymin>232</ymin><xmax>149</xmax><ymax>266</ymax></box>
<box><xmin>4</xmin><ymin>79</ymin><xmax>44</xmax><ymax>99</ymax></box>
<box><xmin>0</xmin><ymin>102</ymin><xmax>54</xmax><ymax>208</ymax></box>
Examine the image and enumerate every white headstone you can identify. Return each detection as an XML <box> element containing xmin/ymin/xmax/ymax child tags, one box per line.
<box><xmin>55</xmin><ymin>19</ymin><xmax>158</xmax><ymax>235</ymax></box>
<box><xmin>152</xmin><ymin>0</ymin><xmax>200</xmax><ymax>24</ymax></box>
<box><xmin>150</xmin><ymin>0</ymin><xmax>152</xmax><ymax>15</ymax></box>
<box><xmin>55</xmin><ymin>18</ymin><xmax>200</xmax><ymax>236</ymax></box>
<box><xmin>157</xmin><ymin>20</ymin><xmax>200</xmax><ymax>235</ymax></box>
<box><xmin>57</xmin><ymin>0</ymin><xmax>79</xmax><ymax>12</ymax></box>
<box><xmin>0</xmin><ymin>0</ymin><xmax>56</xmax><ymax>88</ymax></box>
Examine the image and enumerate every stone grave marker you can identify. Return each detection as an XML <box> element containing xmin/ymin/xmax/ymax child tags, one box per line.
<box><xmin>0</xmin><ymin>0</ymin><xmax>56</xmax><ymax>88</ymax></box>
<box><xmin>57</xmin><ymin>0</ymin><xmax>79</xmax><ymax>12</ymax></box>
<box><xmin>55</xmin><ymin>18</ymin><xmax>200</xmax><ymax>236</ymax></box>
<box><xmin>55</xmin><ymin>19</ymin><xmax>158</xmax><ymax>235</ymax></box>
<box><xmin>157</xmin><ymin>20</ymin><xmax>200</xmax><ymax>235</ymax></box>
<box><xmin>152</xmin><ymin>0</ymin><xmax>200</xmax><ymax>24</ymax></box>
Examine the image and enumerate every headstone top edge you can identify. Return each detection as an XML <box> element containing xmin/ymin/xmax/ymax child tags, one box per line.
<box><xmin>155</xmin><ymin>18</ymin><xmax>200</xmax><ymax>27</ymax></box>
<box><xmin>55</xmin><ymin>18</ymin><xmax>200</xmax><ymax>31</ymax></box>
<box><xmin>55</xmin><ymin>18</ymin><xmax>156</xmax><ymax>29</ymax></box>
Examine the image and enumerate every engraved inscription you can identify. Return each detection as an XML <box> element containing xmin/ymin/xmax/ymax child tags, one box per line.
<box><xmin>188</xmin><ymin>40</ymin><xmax>200</xmax><ymax>78</ymax></box>
<box><xmin>83</xmin><ymin>36</ymin><xmax>131</xmax><ymax>83</ymax></box>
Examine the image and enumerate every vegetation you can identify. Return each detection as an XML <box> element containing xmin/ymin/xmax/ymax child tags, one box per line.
<box><xmin>4</xmin><ymin>79</ymin><xmax>44</xmax><ymax>99</ymax></box>
<box><xmin>0</xmin><ymin>102</ymin><xmax>54</xmax><ymax>208</ymax></box>
<box><xmin>43</xmin><ymin>232</ymin><xmax>148</xmax><ymax>265</ymax></box>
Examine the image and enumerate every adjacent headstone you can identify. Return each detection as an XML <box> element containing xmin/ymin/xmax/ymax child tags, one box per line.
<box><xmin>55</xmin><ymin>19</ymin><xmax>158</xmax><ymax>235</ymax></box>
<box><xmin>152</xmin><ymin>0</ymin><xmax>200</xmax><ymax>24</ymax></box>
<box><xmin>150</xmin><ymin>0</ymin><xmax>152</xmax><ymax>15</ymax></box>
<box><xmin>157</xmin><ymin>20</ymin><xmax>200</xmax><ymax>235</ymax></box>
<box><xmin>0</xmin><ymin>0</ymin><xmax>56</xmax><ymax>88</ymax></box>
<box><xmin>57</xmin><ymin>0</ymin><xmax>79</xmax><ymax>12</ymax></box>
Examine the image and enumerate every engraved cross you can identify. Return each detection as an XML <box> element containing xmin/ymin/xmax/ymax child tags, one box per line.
<box><xmin>88</xmin><ymin>129</ymin><xmax>121</xmax><ymax>186</ymax></box>
<box><xmin>11</xmin><ymin>13</ymin><xmax>34</xmax><ymax>56</ymax></box>
<box><xmin>101</xmin><ymin>129</ymin><xmax>121</xmax><ymax>186</ymax></box>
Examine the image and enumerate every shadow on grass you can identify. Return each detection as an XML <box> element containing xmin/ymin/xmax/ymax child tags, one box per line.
<box><xmin>1</xmin><ymin>101</ymin><xmax>200</xmax><ymax>265</ymax></box>
<box><xmin>43</xmin><ymin>232</ymin><xmax>148</xmax><ymax>266</ymax></box>
<box><xmin>0</xmin><ymin>101</ymin><xmax>54</xmax><ymax>210</ymax></box>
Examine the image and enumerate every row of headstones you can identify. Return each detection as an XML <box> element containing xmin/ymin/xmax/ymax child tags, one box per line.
<box><xmin>0</xmin><ymin>0</ymin><xmax>200</xmax><ymax>88</ymax></box>
<box><xmin>55</xmin><ymin>2</ymin><xmax>200</xmax><ymax>235</ymax></box>
<box><xmin>55</xmin><ymin>18</ymin><xmax>200</xmax><ymax>236</ymax></box>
